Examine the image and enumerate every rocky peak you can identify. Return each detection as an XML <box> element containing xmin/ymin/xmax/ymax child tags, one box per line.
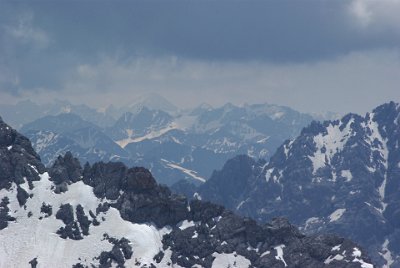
<box><xmin>0</xmin><ymin>117</ymin><xmax>45</xmax><ymax>191</ymax></box>
<box><xmin>48</xmin><ymin>152</ymin><xmax>83</xmax><ymax>193</ymax></box>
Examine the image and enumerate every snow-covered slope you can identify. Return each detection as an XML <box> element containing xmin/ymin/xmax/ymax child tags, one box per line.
<box><xmin>0</xmin><ymin>115</ymin><xmax>374</xmax><ymax>268</ymax></box>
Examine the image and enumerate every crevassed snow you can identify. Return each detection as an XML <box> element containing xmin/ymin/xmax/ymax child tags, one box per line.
<box><xmin>161</xmin><ymin>159</ymin><xmax>206</xmax><ymax>183</ymax></box>
<box><xmin>0</xmin><ymin>172</ymin><xmax>172</xmax><ymax>267</ymax></box>
<box><xmin>341</xmin><ymin>170</ymin><xmax>353</xmax><ymax>182</ymax></box>
<box><xmin>380</xmin><ymin>239</ymin><xmax>394</xmax><ymax>268</ymax></box>
<box><xmin>211</xmin><ymin>252</ymin><xmax>251</xmax><ymax>268</ymax></box>
<box><xmin>274</xmin><ymin>244</ymin><xmax>287</xmax><ymax>267</ymax></box>
<box><xmin>309</xmin><ymin>119</ymin><xmax>353</xmax><ymax>174</ymax></box>
<box><xmin>329</xmin><ymin>208</ymin><xmax>346</xmax><ymax>222</ymax></box>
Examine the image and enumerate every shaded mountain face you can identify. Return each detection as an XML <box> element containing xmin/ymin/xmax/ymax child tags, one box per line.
<box><xmin>22</xmin><ymin>114</ymin><xmax>129</xmax><ymax>166</ymax></box>
<box><xmin>106</xmin><ymin>107</ymin><xmax>174</xmax><ymax>143</ymax></box>
<box><xmin>0</xmin><ymin>100</ymin><xmax>115</xmax><ymax>129</ymax></box>
<box><xmin>192</xmin><ymin>102</ymin><xmax>400</xmax><ymax>267</ymax></box>
<box><xmin>0</xmin><ymin>116</ymin><xmax>374</xmax><ymax>268</ymax></box>
<box><xmin>21</xmin><ymin>102</ymin><xmax>313</xmax><ymax>186</ymax></box>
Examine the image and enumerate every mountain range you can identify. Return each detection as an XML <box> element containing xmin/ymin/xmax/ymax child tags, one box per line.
<box><xmin>0</xmin><ymin>115</ymin><xmax>375</xmax><ymax>267</ymax></box>
<box><xmin>14</xmin><ymin>95</ymin><xmax>313</xmax><ymax>186</ymax></box>
<box><xmin>180</xmin><ymin>102</ymin><xmax>400</xmax><ymax>267</ymax></box>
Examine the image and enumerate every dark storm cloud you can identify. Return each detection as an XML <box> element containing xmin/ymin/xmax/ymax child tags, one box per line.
<box><xmin>5</xmin><ymin>0</ymin><xmax>400</xmax><ymax>62</ymax></box>
<box><xmin>1</xmin><ymin>0</ymin><xmax>400</xmax><ymax>114</ymax></box>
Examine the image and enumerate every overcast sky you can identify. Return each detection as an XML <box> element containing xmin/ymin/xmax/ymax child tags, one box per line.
<box><xmin>1</xmin><ymin>0</ymin><xmax>399</xmax><ymax>114</ymax></box>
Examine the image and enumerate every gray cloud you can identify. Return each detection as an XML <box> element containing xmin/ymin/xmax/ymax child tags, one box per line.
<box><xmin>0</xmin><ymin>1</ymin><xmax>399</xmax><ymax>114</ymax></box>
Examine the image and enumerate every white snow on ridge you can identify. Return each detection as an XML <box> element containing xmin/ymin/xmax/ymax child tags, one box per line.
<box><xmin>274</xmin><ymin>244</ymin><xmax>287</xmax><ymax>267</ymax></box>
<box><xmin>366</xmin><ymin>113</ymin><xmax>389</xmax><ymax>213</ymax></box>
<box><xmin>116</xmin><ymin>124</ymin><xmax>178</xmax><ymax>148</ymax></box>
<box><xmin>309</xmin><ymin>119</ymin><xmax>354</xmax><ymax>174</ymax></box>
<box><xmin>341</xmin><ymin>170</ymin><xmax>353</xmax><ymax>182</ymax></box>
<box><xmin>177</xmin><ymin>220</ymin><xmax>196</xmax><ymax>230</ymax></box>
<box><xmin>324</xmin><ymin>254</ymin><xmax>345</xmax><ymax>264</ymax></box>
<box><xmin>212</xmin><ymin>252</ymin><xmax>251</xmax><ymax>268</ymax></box>
<box><xmin>0</xmin><ymin>173</ymin><xmax>172</xmax><ymax>267</ymax></box>
<box><xmin>161</xmin><ymin>159</ymin><xmax>206</xmax><ymax>183</ymax></box>
<box><xmin>352</xmin><ymin>247</ymin><xmax>374</xmax><ymax>268</ymax></box>
<box><xmin>380</xmin><ymin>239</ymin><xmax>394</xmax><ymax>268</ymax></box>
<box><xmin>329</xmin><ymin>208</ymin><xmax>346</xmax><ymax>222</ymax></box>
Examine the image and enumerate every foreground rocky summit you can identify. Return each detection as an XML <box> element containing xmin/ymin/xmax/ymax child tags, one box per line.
<box><xmin>0</xmin><ymin>116</ymin><xmax>373</xmax><ymax>267</ymax></box>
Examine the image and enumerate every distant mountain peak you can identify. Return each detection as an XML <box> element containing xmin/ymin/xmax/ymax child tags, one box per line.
<box><xmin>125</xmin><ymin>92</ymin><xmax>178</xmax><ymax>113</ymax></box>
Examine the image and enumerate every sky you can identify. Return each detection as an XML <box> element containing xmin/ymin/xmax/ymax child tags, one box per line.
<box><xmin>0</xmin><ymin>0</ymin><xmax>399</xmax><ymax>114</ymax></box>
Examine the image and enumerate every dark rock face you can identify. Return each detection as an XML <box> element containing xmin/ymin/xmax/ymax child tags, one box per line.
<box><xmin>195</xmin><ymin>102</ymin><xmax>400</xmax><ymax>267</ymax></box>
<box><xmin>29</xmin><ymin>257</ymin><xmax>38</xmax><ymax>268</ymax></box>
<box><xmin>170</xmin><ymin>179</ymin><xmax>197</xmax><ymax>198</ymax></box>
<box><xmin>0</xmin><ymin>197</ymin><xmax>16</xmax><ymax>229</ymax></box>
<box><xmin>0</xmin><ymin>117</ymin><xmax>45</xmax><ymax>191</ymax></box>
<box><xmin>49</xmin><ymin>151</ymin><xmax>82</xmax><ymax>185</ymax></box>
<box><xmin>97</xmin><ymin>235</ymin><xmax>133</xmax><ymax>267</ymax></box>
<box><xmin>198</xmin><ymin>155</ymin><xmax>264</xmax><ymax>211</ymax></box>
<box><xmin>82</xmin><ymin>161</ymin><xmax>188</xmax><ymax>228</ymax></box>
<box><xmin>40</xmin><ymin>202</ymin><xmax>52</xmax><ymax>217</ymax></box>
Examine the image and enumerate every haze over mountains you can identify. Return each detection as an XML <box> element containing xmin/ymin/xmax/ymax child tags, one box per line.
<box><xmin>5</xmin><ymin>94</ymin><xmax>314</xmax><ymax>186</ymax></box>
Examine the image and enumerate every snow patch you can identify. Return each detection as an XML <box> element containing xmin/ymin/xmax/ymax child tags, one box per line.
<box><xmin>341</xmin><ymin>170</ymin><xmax>353</xmax><ymax>182</ymax></box>
<box><xmin>274</xmin><ymin>244</ymin><xmax>287</xmax><ymax>267</ymax></box>
<box><xmin>324</xmin><ymin>254</ymin><xmax>345</xmax><ymax>264</ymax></box>
<box><xmin>212</xmin><ymin>252</ymin><xmax>251</xmax><ymax>268</ymax></box>
<box><xmin>177</xmin><ymin>220</ymin><xmax>196</xmax><ymax>230</ymax></box>
<box><xmin>260</xmin><ymin>250</ymin><xmax>271</xmax><ymax>258</ymax></box>
<box><xmin>161</xmin><ymin>159</ymin><xmax>206</xmax><ymax>183</ymax></box>
<box><xmin>116</xmin><ymin>124</ymin><xmax>178</xmax><ymax>148</ymax></box>
<box><xmin>352</xmin><ymin>247</ymin><xmax>373</xmax><ymax>268</ymax></box>
<box><xmin>366</xmin><ymin>114</ymin><xmax>389</xmax><ymax>213</ymax></box>
<box><xmin>309</xmin><ymin>119</ymin><xmax>353</xmax><ymax>174</ymax></box>
<box><xmin>380</xmin><ymin>239</ymin><xmax>394</xmax><ymax>268</ymax></box>
<box><xmin>329</xmin><ymin>208</ymin><xmax>346</xmax><ymax>222</ymax></box>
